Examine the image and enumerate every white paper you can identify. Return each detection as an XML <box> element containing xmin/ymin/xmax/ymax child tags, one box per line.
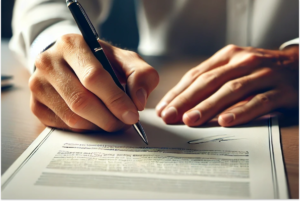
<box><xmin>1</xmin><ymin>109</ymin><xmax>288</xmax><ymax>199</ymax></box>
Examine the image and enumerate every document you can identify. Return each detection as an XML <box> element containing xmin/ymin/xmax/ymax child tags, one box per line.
<box><xmin>1</xmin><ymin>109</ymin><xmax>288</xmax><ymax>199</ymax></box>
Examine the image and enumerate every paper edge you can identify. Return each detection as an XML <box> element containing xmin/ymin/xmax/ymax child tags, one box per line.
<box><xmin>1</xmin><ymin>117</ymin><xmax>290</xmax><ymax>198</ymax></box>
<box><xmin>271</xmin><ymin>117</ymin><xmax>289</xmax><ymax>199</ymax></box>
<box><xmin>1</xmin><ymin>127</ymin><xmax>53</xmax><ymax>187</ymax></box>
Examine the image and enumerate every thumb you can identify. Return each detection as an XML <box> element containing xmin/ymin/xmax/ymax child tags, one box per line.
<box><xmin>126</xmin><ymin>65</ymin><xmax>159</xmax><ymax>110</ymax></box>
<box><xmin>99</xmin><ymin>40</ymin><xmax>159</xmax><ymax>110</ymax></box>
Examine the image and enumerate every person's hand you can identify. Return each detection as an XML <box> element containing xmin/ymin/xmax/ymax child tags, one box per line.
<box><xmin>30</xmin><ymin>34</ymin><xmax>159</xmax><ymax>132</ymax></box>
<box><xmin>156</xmin><ymin>44</ymin><xmax>299</xmax><ymax>127</ymax></box>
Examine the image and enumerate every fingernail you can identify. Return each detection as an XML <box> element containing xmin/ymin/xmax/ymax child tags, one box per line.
<box><xmin>136</xmin><ymin>88</ymin><xmax>147</xmax><ymax>109</ymax></box>
<box><xmin>184</xmin><ymin>110</ymin><xmax>201</xmax><ymax>124</ymax></box>
<box><xmin>220</xmin><ymin>113</ymin><xmax>234</xmax><ymax>124</ymax></box>
<box><xmin>156</xmin><ymin>102</ymin><xmax>168</xmax><ymax>111</ymax></box>
<box><xmin>122</xmin><ymin>111</ymin><xmax>139</xmax><ymax>124</ymax></box>
<box><xmin>162</xmin><ymin>106</ymin><xmax>178</xmax><ymax>123</ymax></box>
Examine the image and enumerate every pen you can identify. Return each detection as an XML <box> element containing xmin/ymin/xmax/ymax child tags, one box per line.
<box><xmin>66</xmin><ymin>0</ymin><xmax>148</xmax><ymax>145</ymax></box>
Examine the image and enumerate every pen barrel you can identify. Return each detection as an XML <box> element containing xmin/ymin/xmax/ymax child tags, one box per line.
<box><xmin>67</xmin><ymin>2</ymin><xmax>99</xmax><ymax>50</ymax></box>
<box><xmin>67</xmin><ymin>1</ymin><xmax>124</xmax><ymax>92</ymax></box>
<box><xmin>67</xmin><ymin>0</ymin><xmax>148</xmax><ymax>144</ymax></box>
<box><xmin>93</xmin><ymin>50</ymin><xmax>124</xmax><ymax>91</ymax></box>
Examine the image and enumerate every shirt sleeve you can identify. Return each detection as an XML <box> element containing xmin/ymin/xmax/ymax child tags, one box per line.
<box><xmin>279</xmin><ymin>38</ymin><xmax>299</xmax><ymax>50</ymax></box>
<box><xmin>9</xmin><ymin>0</ymin><xmax>112</xmax><ymax>74</ymax></box>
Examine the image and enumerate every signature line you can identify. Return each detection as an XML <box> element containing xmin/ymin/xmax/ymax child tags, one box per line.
<box><xmin>188</xmin><ymin>134</ymin><xmax>242</xmax><ymax>144</ymax></box>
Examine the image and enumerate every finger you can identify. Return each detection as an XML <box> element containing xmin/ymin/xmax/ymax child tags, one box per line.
<box><xmin>160</xmin><ymin>61</ymin><xmax>260</xmax><ymax>124</ymax></box>
<box><xmin>156</xmin><ymin>44</ymin><xmax>242</xmax><ymax>116</ymax></box>
<box><xmin>55</xmin><ymin>34</ymin><xmax>139</xmax><ymax>124</ymax></box>
<box><xmin>251</xmin><ymin>48</ymin><xmax>291</xmax><ymax>67</ymax></box>
<box><xmin>155</xmin><ymin>68</ymin><xmax>202</xmax><ymax>116</ymax></box>
<box><xmin>218</xmin><ymin>90</ymin><xmax>282</xmax><ymax>126</ymax></box>
<box><xmin>29</xmin><ymin>71</ymin><xmax>124</xmax><ymax>132</ymax></box>
<box><xmin>30</xmin><ymin>95</ymin><xmax>85</xmax><ymax>132</ymax></box>
<box><xmin>160</xmin><ymin>47</ymin><xmax>285</xmax><ymax>123</ymax></box>
<box><xmin>95</xmin><ymin>41</ymin><xmax>159</xmax><ymax>111</ymax></box>
<box><xmin>157</xmin><ymin>46</ymin><xmax>289</xmax><ymax>119</ymax></box>
<box><xmin>31</xmin><ymin>63</ymin><xmax>124</xmax><ymax>132</ymax></box>
<box><xmin>111</xmin><ymin>49</ymin><xmax>159</xmax><ymax>111</ymax></box>
<box><xmin>182</xmin><ymin>68</ymin><xmax>276</xmax><ymax>126</ymax></box>
<box><xmin>29</xmin><ymin>74</ymin><xmax>100</xmax><ymax>130</ymax></box>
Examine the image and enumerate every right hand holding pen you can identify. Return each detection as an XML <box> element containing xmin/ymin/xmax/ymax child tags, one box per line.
<box><xmin>30</xmin><ymin>34</ymin><xmax>159</xmax><ymax>132</ymax></box>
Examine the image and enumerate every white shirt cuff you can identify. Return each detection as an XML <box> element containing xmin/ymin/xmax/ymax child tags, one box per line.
<box><xmin>279</xmin><ymin>38</ymin><xmax>299</xmax><ymax>50</ymax></box>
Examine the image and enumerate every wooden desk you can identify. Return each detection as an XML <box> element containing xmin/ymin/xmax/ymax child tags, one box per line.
<box><xmin>1</xmin><ymin>40</ymin><xmax>299</xmax><ymax>198</ymax></box>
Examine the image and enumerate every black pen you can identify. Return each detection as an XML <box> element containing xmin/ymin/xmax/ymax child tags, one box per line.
<box><xmin>66</xmin><ymin>0</ymin><xmax>148</xmax><ymax>145</ymax></box>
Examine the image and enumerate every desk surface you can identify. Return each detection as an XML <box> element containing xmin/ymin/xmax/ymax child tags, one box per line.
<box><xmin>1</xmin><ymin>39</ymin><xmax>299</xmax><ymax>198</ymax></box>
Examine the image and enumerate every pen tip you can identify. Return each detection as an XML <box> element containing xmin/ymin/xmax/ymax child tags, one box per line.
<box><xmin>133</xmin><ymin>122</ymin><xmax>149</xmax><ymax>145</ymax></box>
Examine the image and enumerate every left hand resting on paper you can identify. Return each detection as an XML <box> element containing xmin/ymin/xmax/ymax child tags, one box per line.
<box><xmin>156</xmin><ymin>44</ymin><xmax>299</xmax><ymax>127</ymax></box>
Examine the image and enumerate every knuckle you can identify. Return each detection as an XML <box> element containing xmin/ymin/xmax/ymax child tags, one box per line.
<box><xmin>256</xmin><ymin>94</ymin><xmax>270</xmax><ymax>106</ymax></box>
<box><xmin>243</xmin><ymin>53</ymin><xmax>260</xmax><ymax>64</ymax></box>
<box><xmin>167</xmin><ymin>90</ymin><xmax>180</xmax><ymax>99</ymax></box>
<box><xmin>147</xmin><ymin>66</ymin><xmax>159</xmax><ymax>79</ymax></box>
<box><xmin>82</xmin><ymin>67</ymin><xmax>106</xmax><ymax>88</ymax></box>
<box><xmin>225</xmin><ymin>44</ymin><xmax>241</xmax><ymax>53</ymax></box>
<box><xmin>202</xmin><ymin>99</ymin><xmax>214</xmax><ymax>109</ymax></box>
<box><xmin>28</xmin><ymin>75</ymin><xmax>44</xmax><ymax>94</ymax></box>
<box><xmin>226</xmin><ymin>80</ymin><xmax>244</xmax><ymax>93</ymax></box>
<box><xmin>34</xmin><ymin>52</ymin><xmax>53</xmax><ymax>72</ymax></box>
<box><xmin>239</xmin><ymin>107</ymin><xmax>247</xmax><ymax>114</ymax></box>
<box><xmin>68</xmin><ymin>91</ymin><xmax>90</xmax><ymax>113</ymax></box>
<box><xmin>28</xmin><ymin>75</ymin><xmax>39</xmax><ymax>92</ymax></box>
<box><xmin>124</xmin><ymin>50</ymin><xmax>139</xmax><ymax>58</ymax></box>
<box><xmin>57</xmin><ymin>34</ymin><xmax>80</xmax><ymax>48</ymax></box>
<box><xmin>185</xmin><ymin>68</ymin><xmax>201</xmax><ymax>81</ymax></box>
<box><xmin>57</xmin><ymin>34</ymin><xmax>89</xmax><ymax>59</ymax></box>
<box><xmin>199</xmin><ymin>72</ymin><xmax>217</xmax><ymax>83</ymax></box>
<box><xmin>62</xmin><ymin>112</ymin><xmax>80</xmax><ymax>128</ymax></box>
<box><xmin>144</xmin><ymin>67</ymin><xmax>160</xmax><ymax>87</ymax></box>
<box><xmin>175</xmin><ymin>95</ymin><xmax>191</xmax><ymax>106</ymax></box>
<box><xmin>107</xmin><ymin>91</ymin><xmax>127</xmax><ymax>108</ymax></box>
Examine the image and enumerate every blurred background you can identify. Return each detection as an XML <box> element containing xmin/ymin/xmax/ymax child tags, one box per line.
<box><xmin>2</xmin><ymin>0</ymin><xmax>139</xmax><ymax>50</ymax></box>
<box><xmin>2</xmin><ymin>1</ymin><xmax>15</xmax><ymax>39</ymax></box>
